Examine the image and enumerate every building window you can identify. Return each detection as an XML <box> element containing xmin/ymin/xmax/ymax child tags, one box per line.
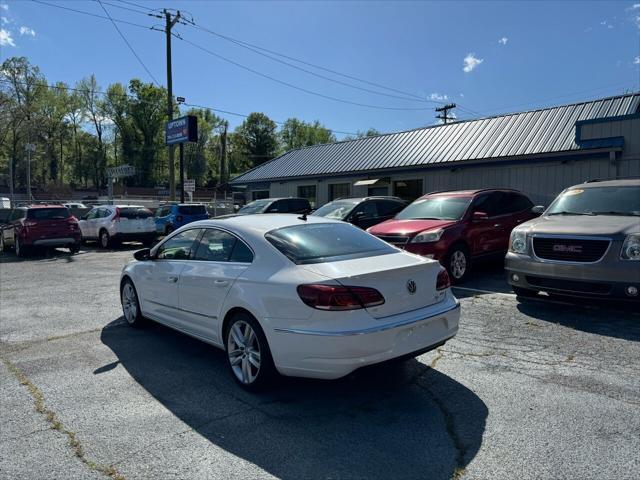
<box><xmin>394</xmin><ymin>179</ymin><xmax>423</xmax><ymax>201</ymax></box>
<box><xmin>367</xmin><ymin>186</ymin><xmax>389</xmax><ymax>197</ymax></box>
<box><xmin>297</xmin><ymin>185</ymin><xmax>317</xmax><ymax>208</ymax></box>
<box><xmin>252</xmin><ymin>190</ymin><xmax>270</xmax><ymax>200</ymax></box>
<box><xmin>328</xmin><ymin>183</ymin><xmax>350</xmax><ymax>201</ymax></box>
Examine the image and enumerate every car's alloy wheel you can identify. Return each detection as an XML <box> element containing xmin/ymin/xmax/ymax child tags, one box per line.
<box><xmin>450</xmin><ymin>250</ymin><xmax>467</xmax><ymax>279</ymax></box>
<box><xmin>225</xmin><ymin>314</ymin><xmax>275</xmax><ymax>390</ymax></box>
<box><xmin>100</xmin><ymin>230</ymin><xmax>110</xmax><ymax>249</ymax></box>
<box><xmin>121</xmin><ymin>280</ymin><xmax>143</xmax><ymax>326</ymax></box>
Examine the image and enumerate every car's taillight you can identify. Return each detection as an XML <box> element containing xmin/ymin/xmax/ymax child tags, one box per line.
<box><xmin>113</xmin><ymin>208</ymin><xmax>120</xmax><ymax>221</ymax></box>
<box><xmin>297</xmin><ymin>284</ymin><xmax>385</xmax><ymax>311</ymax></box>
<box><xmin>176</xmin><ymin>215</ymin><xmax>183</xmax><ymax>222</ymax></box>
<box><xmin>436</xmin><ymin>269</ymin><xmax>451</xmax><ymax>291</ymax></box>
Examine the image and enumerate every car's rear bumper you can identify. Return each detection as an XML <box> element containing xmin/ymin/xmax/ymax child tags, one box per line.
<box><xmin>266</xmin><ymin>296</ymin><xmax>460</xmax><ymax>379</ymax></box>
<box><xmin>31</xmin><ymin>237</ymin><xmax>80</xmax><ymax>247</ymax></box>
<box><xmin>505</xmin><ymin>253</ymin><xmax>640</xmax><ymax>300</ymax></box>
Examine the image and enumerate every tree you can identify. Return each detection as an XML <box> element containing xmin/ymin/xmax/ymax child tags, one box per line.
<box><xmin>183</xmin><ymin>108</ymin><xmax>223</xmax><ymax>186</ymax></box>
<box><xmin>233</xmin><ymin>112</ymin><xmax>278</xmax><ymax>168</ymax></box>
<box><xmin>279</xmin><ymin>118</ymin><xmax>335</xmax><ymax>152</ymax></box>
<box><xmin>77</xmin><ymin>75</ymin><xmax>106</xmax><ymax>187</ymax></box>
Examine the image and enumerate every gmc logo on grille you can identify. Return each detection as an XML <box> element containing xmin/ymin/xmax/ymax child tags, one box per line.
<box><xmin>552</xmin><ymin>244</ymin><xmax>583</xmax><ymax>253</ymax></box>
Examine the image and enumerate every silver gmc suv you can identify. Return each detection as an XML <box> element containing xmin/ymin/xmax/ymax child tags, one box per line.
<box><xmin>505</xmin><ymin>178</ymin><xmax>640</xmax><ymax>302</ymax></box>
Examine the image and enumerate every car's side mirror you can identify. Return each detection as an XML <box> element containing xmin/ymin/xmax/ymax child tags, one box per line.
<box><xmin>531</xmin><ymin>205</ymin><xmax>545</xmax><ymax>215</ymax></box>
<box><xmin>134</xmin><ymin>248</ymin><xmax>151</xmax><ymax>261</ymax></box>
<box><xmin>472</xmin><ymin>211</ymin><xmax>489</xmax><ymax>222</ymax></box>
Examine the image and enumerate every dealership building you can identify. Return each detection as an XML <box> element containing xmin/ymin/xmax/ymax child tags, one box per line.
<box><xmin>231</xmin><ymin>93</ymin><xmax>640</xmax><ymax>206</ymax></box>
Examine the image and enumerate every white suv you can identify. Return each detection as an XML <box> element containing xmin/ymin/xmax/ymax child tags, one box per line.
<box><xmin>79</xmin><ymin>205</ymin><xmax>157</xmax><ymax>248</ymax></box>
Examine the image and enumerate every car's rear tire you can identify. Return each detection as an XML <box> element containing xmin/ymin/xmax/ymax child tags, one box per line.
<box><xmin>142</xmin><ymin>238</ymin><xmax>155</xmax><ymax>248</ymax></box>
<box><xmin>445</xmin><ymin>244</ymin><xmax>470</xmax><ymax>283</ymax></box>
<box><xmin>121</xmin><ymin>279</ymin><xmax>145</xmax><ymax>327</ymax></box>
<box><xmin>69</xmin><ymin>244</ymin><xmax>80</xmax><ymax>254</ymax></box>
<box><xmin>512</xmin><ymin>286</ymin><xmax>539</xmax><ymax>298</ymax></box>
<box><xmin>165</xmin><ymin>225</ymin><xmax>174</xmax><ymax>236</ymax></box>
<box><xmin>224</xmin><ymin>312</ymin><xmax>275</xmax><ymax>391</ymax></box>
<box><xmin>99</xmin><ymin>229</ymin><xmax>110</xmax><ymax>249</ymax></box>
<box><xmin>15</xmin><ymin>236</ymin><xmax>28</xmax><ymax>257</ymax></box>
<box><xmin>0</xmin><ymin>235</ymin><xmax>4</xmax><ymax>253</ymax></box>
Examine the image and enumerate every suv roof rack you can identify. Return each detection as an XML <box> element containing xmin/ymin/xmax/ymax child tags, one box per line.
<box><xmin>585</xmin><ymin>176</ymin><xmax>640</xmax><ymax>183</ymax></box>
<box><xmin>425</xmin><ymin>188</ymin><xmax>521</xmax><ymax>195</ymax></box>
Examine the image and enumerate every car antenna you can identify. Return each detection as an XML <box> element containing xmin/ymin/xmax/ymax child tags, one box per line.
<box><xmin>298</xmin><ymin>210</ymin><xmax>308</xmax><ymax>221</ymax></box>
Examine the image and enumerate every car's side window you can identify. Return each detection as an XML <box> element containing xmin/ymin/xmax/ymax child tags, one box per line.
<box><xmin>506</xmin><ymin>193</ymin><xmax>534</xmax><ymax>213</ymax></box>
<box><xmin>353</xmin><ymin>201</ymin><xmax>378</xmax><ymax>219</ymax></box>
<box><xmin>192</xmin><ymin>229</ymin><xmax>239</xmax><ymax>262</ymax></box>
<box><xmin>229</xmin><ymin>238</ymin><xmax>254</xmax><ymax>263</ymax></box>
<box><xmin>86</xmin><ymin>209</ymin><xmax>97</xmax><ymax>220</ymax></box>
<box><xmin>375</xmin><ymin>200</ymin><xmax>404</xmax><ymax>216</ymax></box>
<box><xmin>474</xmin><ymin>192</ymin><xmax>506</xmax><ymax>217</ymax></box>
<box><xmin>156</xmin><ymin>229</ymin><xmax>202</xmax><ymax>260</ymax></box>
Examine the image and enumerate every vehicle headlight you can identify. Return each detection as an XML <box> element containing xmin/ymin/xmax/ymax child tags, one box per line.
<box><xmin>509</xmin><ymin>229</ymin><xmax>528</xmax><ymax>254</ymax></box>
<box><xmin>411</xmin><ymin>228</ymin><xmax>444</xmax><ymax>243</ymax></box>
<box><xmin>621</xmin><ymin>234</ymin><xmax>640</xmax><ymax>261</ymax></box>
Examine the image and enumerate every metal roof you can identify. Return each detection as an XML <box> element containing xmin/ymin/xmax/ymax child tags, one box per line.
<box><xmin>231</xmin><ymin>93</ymin><xmax>640</xmax><ymax>184</ymax></box>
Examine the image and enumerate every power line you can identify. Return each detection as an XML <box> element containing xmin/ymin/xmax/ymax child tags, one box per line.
<box><xmin>96</xmin><ymin>0</ymin><xmax>160</xmax><ymax>85</ymax></box>
<box><xmin>31</xmin><ymin>0</ymin><xmax>155</xmax><ymax>30</ymax></box>
<box><xmin>176</xmin><ymin>34</ymin><xmax>435</xmax><ymax>112</ymax></box>
<box><xmin>99</xmin><ymin>0</ymin><xmax>154</xmax><ymax>16</ymax></box>
<box><xmin>115</xmin><ymin>0</ymin><xmax>156</xmax><ymax>11</ymax></box>
<box><xmin>0</xmin><ymin>79</ymin><xmax>362</xmax><ymax>137</ymax></box>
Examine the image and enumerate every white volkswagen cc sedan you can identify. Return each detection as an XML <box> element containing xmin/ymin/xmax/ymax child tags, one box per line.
<box><xmin>120</xmin><ymin>214</ymin><xmax>460</xmax><ymax>390</ymax></box>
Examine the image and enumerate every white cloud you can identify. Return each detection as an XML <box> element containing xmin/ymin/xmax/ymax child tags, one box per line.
<box><xmin>635</xmin><ymin>56</ymin><xmax>640</xmax><ymax>65</ymax></box>
<box><xmin>498</xmin><ymin>37</ymin><xmax>508</xmax><ymax>45</ymax></box>
<box><xmin>0</xmin><ymin>27</ymin><xmax>15</xmax><ymax>46</ymax></box>
<box><xmin>429</xmin><ymin>92</ymin><xmax>448</xmax><ymax>101</ymax></box>
<box><xmin>19</xmin><ymin>26</ymin><xmax>35</xmax><ymax>36</ymax></box>
<box><xmin>463</xmin><ymin>53</ymin><xmax>483</xmax><ymax>73</ymax></box>
<box><xmin>630</xmin><ymin>4</ymin><xmax>640</xmax><ymax>10</ymax></box>
<box><xmin>0</xmin><ymin>4</ymin><xmax>8</xmax><ymax>11</ymax></box>
<box><xmin>1</xmin><ymin>16</ymin><xmax>8</xmax><ymax>24</ymax></box>
<box><xmin>459</xmin><ymin>93</ymin><xmax>465</xmax><ymax>98</ymax></box>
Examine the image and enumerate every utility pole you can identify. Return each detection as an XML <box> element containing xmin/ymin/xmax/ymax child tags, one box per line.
<box><xmin>25</xmin><ymin>142</ymin><xmax>36</xmax><ymax>202</ymax></box>
<box><xmin>219</xmin><ymin>121</ymin><xmax>228</xmax><ymax>186</ymax></box>
<box><xmin>435</xmin><ymin>103</ymin><xmax>457</xmax><ymax>124</ymax></box>
<box><xmin>164</xmin><ymin>9</ymin><xmax>181</xmax><ymax>200</ymax></box>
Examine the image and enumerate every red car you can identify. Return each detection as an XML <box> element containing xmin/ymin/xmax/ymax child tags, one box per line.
<box><xmin>367</xmin><ymin>189</ymin><xmax>540</xmax><ymax>282</ymax></box>
<box><xmin>0</xmin><ymin>205</ymin><xmax>81</xmax><ymax>257</ymax></box>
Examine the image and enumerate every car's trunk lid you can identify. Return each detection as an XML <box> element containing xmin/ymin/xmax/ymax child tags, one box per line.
<box><xmin>301</xmin><ymin>253</ymin><xmax>443</xmax><ymax>318</ymax></box>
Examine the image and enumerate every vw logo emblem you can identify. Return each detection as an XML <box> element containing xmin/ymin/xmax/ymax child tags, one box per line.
<box><xmin>406</xmin><ymin>280</ymin><xmax>417</xmax><ymax>295</ymax></box>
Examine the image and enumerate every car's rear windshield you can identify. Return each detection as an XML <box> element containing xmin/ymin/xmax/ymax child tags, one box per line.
<box><xmin>178</xmin><ymin>205</ymin><xmax>207</xmax><ymax>215</ymax></box>
<box><xmin>27</xmin><ymin>208</ymin><xmax>71</xmax><ymax>220</ymax></box>
<box><xmin>395</xmin><ymin>196</ymin><xmax>471</xmax><ymax>220</ymax></box>
<box><xmin>265</xmin><ymin>223</ymin><xmax>396</xmax><ymax>265</ymax></box>
<box><xmin>547</xmin><ymin>186</ymin><xmax>640</xmax><ymax>216</ymax></box>
<box><xmin>238</xmin><ymin>200</ymin><xmax>270</xmax><ymax>214</ymax></box>
<box><xmin>119</xmin><ymin>207</ymin><xmax>153</xmax><ymax>219</ymax></box>
<box><xmin>311</xmin><ymin>200</ymin><xmax>357</xmax><ymax>220</ymax></box>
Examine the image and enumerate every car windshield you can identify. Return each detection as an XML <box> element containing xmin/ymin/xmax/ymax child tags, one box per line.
<box><xmin>27</xmin><ymin>208</ymin><xmax>71</xmax><ymax>220</ymax></box>
<box><xmin>238</xmin><ymin>200</ymin><xmax>271</xmax><ymax>214</ymax></box>
<box><xmin>547</xmin><ymin>186</ymin><xmax>640</xmax><ymax>216</ymax></box>
<box><xmin>119</xmin><ymin>207</ymin><xmax>153</xmax><ymax>219</ymax></box>
<box><xmin>265</xmin><ymin>223</ymin><xmax>396</xmax><ymax>265</ymax></box>
<box><xmin>311</xmin><ymin>200</ymin><xmax>357</xmax><ymax>220</ymax></box>
<box><xmin>178</xmin><ymin>205</ymin><xmax>207</xmax><ymax>215</ymax></box>
<box><xmin>395</xmin><ymin>196</ymin><xmax>471</xmax><ymax>220</ymax></box>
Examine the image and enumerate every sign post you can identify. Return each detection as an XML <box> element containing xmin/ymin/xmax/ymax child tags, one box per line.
<box><xmin>106</xmin><ymin>164</ymin><xmax>136</xmax><ymax>205</ymax></box>
<box><xmin>166</xmin><ymin>115</ymin><xmax>198</xmax><ymax>203</ymax></box>
<box><xmin>184</xmin><ymin>179</ymin><xmax>195</xmax><ymax>203</ymax></box>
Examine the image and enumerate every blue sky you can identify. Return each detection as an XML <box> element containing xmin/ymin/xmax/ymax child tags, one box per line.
<box><xmin>1</xmin><ymin>0</ymin><xmax>639</xmax><ymax>139</ymax></box>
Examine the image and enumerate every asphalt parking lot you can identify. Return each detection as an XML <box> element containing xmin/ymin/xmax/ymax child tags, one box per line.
<box><xmin>1</xmin><ymin>246</ymin><xmax>639</xmax><ymax>480</ymax></box>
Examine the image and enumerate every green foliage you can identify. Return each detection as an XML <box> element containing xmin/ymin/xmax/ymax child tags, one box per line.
<box><xmin>0</xmin><ymin>57</ymin><xmax>341</xmax><ymax>192</ymax></box>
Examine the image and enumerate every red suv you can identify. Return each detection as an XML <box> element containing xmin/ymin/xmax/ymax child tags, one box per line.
<box><xmin>0</xmin><ymin>205</ymin><xmax>81</xmax><ymax>257</ymax></box>
<box><xmin>368</xmin><ymin>189</ymin><xmax>539</xmax><ymax>282</ymax></box>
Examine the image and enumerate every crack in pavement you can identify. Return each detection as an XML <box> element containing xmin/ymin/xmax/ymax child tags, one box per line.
<box><xmin>0</xmin><ymin>355</ymin><xmax>126</xmax><ymax>480</ymax></box>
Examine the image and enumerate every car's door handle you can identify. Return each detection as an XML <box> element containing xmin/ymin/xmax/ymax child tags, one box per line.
<box><xmin>493</xmin><ymin>223</ymin><xmax>502</xmax><ymax>228</ymax></box>
<box><xmin>167</xmin><ymin>276</ymin><xmax>179</xmax><ymax>283</ymax></box>
<box><xmin>214</xmin><ymin>280</ymin><xmax>229</xmax><ymax>287</ymax></box>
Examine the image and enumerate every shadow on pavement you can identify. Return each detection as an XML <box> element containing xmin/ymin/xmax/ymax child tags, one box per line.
<box><xmin>101</xmin><ymin>319</ymin><xmax>487</xmax><ymax>479</ymax></box>
<box><xmin>0</xmin><ymin>247</ymin><xmax>81</xmax><ymax>263</ymax></box>
<box><xmin>516</xmin><ymin>297</ymin><xmax>640</xmax><ymax>342</ymax></box>
<box><xmin>452</xmin><ymin>260</ymin><xmax>513</xmax><ymax>298</ymax></box>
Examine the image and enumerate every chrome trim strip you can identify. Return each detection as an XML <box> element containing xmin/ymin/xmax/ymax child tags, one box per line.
<box><xmin>146</xmin><ymin>299</ymin><xmax>218</xmax><ymax>319</ymax></box>
<box><xmin>530</xmin><ymin>234</ymin><xmax>612</xmax><ymax>265</ymax></box>
<box><xmin>274</xmin><ymin>301</ymin><xmax>460</xmax><ymax>337</ymax></box>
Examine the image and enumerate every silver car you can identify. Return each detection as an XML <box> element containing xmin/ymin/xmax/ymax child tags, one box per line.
<box><xmin>505</xmin><ymin>178</ymin><xmax>640</xmax><ymax>301</ymax></box>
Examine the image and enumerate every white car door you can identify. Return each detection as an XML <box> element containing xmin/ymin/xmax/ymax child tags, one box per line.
<box><xmin>79</xmin><ymin>208</ymin><xmax>98</xmax><ymax>239</ymax></box>
<box><xmin>136</xmin><ymin>228</ymin><xmax>202</xmax><ymax>327</ymax></box>
<box><xmin>178</xmin><ymin>228</ymin><xmax>253</xmax><ymax>343</ymax></box>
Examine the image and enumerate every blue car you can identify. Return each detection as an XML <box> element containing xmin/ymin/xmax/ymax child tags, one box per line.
<box><xmin>155</xmin><ymin>203</ymin><xmax>210</xmax><ymax>235</ymax></box>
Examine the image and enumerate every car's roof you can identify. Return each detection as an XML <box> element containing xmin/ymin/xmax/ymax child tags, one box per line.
<box><xmin>101</xmin><ymin>204</ymin><xmax>145</xmax><ymax>208</ymax></box>
<box><xmin>425</xmin><ymin>188</ymin><xmax>522</xmax><ymax>198</ymax></box>
<box><xmin>25</xmin><ymin>204</ymin><xmax>68</xmax><ymax>209</ymax></box>
<box><xmin>193</xmin><ymin>213</ymin><xmax>342</xmax><ymax>234</ymax></box>
<box><xmin>330</xmin><ymin>196</ymin><xmax>405</xmax><ymax>203</ymax></box>
<box><xmin>579</xmin><ymin>178</ymin><xmax>640</xmax><ymax>188</ymax></box>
